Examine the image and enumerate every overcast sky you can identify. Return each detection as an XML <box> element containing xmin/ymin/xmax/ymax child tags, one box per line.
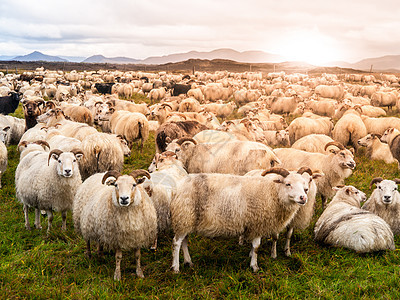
<box><xmin>0</xmin><ymin>0</ymin><xmax>399</xmax><ymax>63</ymax></box>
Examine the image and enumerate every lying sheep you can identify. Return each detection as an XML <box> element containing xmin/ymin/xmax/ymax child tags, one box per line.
<box><xmin>357</xmin><ymin>134</ymin><xmax>396</xmax><ymax>164</ymax></box>
<box><xmin>314</xmin><ymin>185</ymin><xmax>395</xmax><ymax>253</ymax></box>
<box><xmin>73</xmin><ymin>170</ymin><xmax>157</xmax><ymax>280</ymax></box>
<box><xmin>15</xmin><ymin>149</ymin><xmax>83</xmax><ymax>232</ymax></box>
<box><xmin>287</xmin><ymin>115</ymin><xmax>333</xmax><ymax>144</ymax></box>
<box><xmin>291</xmin><ymin>134</ymin><xmax>334</xmax><ymax>153</ymax></box>
<box><xmin>381</xmin><ymin>128</ymin><xmax>400</xmax><ymax>169</ymax></box>
<box><xmin>262</xmin><ymin>130</ymin><xmax>290</xmax><ymax>147</ymax></box>
<box><xmin>274</xmin><ymin>141</ymin><xmax>355</xmax><ymax>208</ymax></box>
<box><xmin>168</xmin><ymin>138</ymin><xmax>281</xmax><ymax>175</ymax></box>
<box><xmin>363</xmin><ymin>178</ymin><xmax>400</xmax><ymax>235</ymax></box>
<box><xmin>171</xmin><ymin>167</ymin><xmax>310</xmax><ymax>273</ymax></box>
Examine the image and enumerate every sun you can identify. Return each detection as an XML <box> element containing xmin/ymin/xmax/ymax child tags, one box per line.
<box><xmin>274</xmin><ymin>29</ymin><xmax>340</xmax><ymax>65</ymax></box>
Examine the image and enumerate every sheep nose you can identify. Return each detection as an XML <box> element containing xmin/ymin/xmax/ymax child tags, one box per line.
<box><xmin>384</xmin><ymin>195</ymin><xmax>391</xmax><ymax>202</ymax></box>
<box><xmin>298</xmin><ymin>195</ymin><xmax>307</xmax><ymax>205</ymax></box>
<box><xmin>120</xmin><ymin>196</ymin><xmax>129</xmax><ymax>205</ymax></box>
<box><xmin>347</xmin><ymin>162</ymin><xmax>356</xmax><ymax>169</ymax></box>
<box><xmin>64</xmin><ymin>169</ymin><xmax>72</xmax><ymax>176</ymax></box>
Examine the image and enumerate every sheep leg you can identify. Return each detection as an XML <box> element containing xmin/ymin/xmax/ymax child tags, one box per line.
<box><xmin>46</xmin><ymin>210</ymin><xmax>53</xmax><ymax>234</ymax></box>
<box><xmin>114</xmin><ymin>249</ymin><xmax>122</xmax><ymax>281</ymax></box>
<box><xmin>250</xmin><ymin>237</ymin><xmax>261</xmax><ymax>272</ymax></box>
<box><xmin>86</xmin><ymin>240</ymin><xmax>91</xmax><ymax>258</ymax></box>
<box><xmin>284</xmin><ymin>227</ymin><xmax>294</xmax><ymax>257</ymax></box>
<box><xmin>98</xmin><ymin>244</ymin><xmax>104</xmax><ymax>256</ymax></box>
<box><xmin>271</xmin><ymin>233</ymin><xmax>279</xmax><ymax>259</ymax></box>
<box><xmin>150</xmin><ymin>237</ymin><xmax>158</xmax><ymax>250</ymax></box>
<box><xmin>61</xmin><ymin>211</ymin><xmax>67</xmax><ymax>231</ymax></box>
<box><xmin>34</xmin><ymin>208</ymin><xmax>42</xmax><ymax>229</ymax></box>
<box><xmin>238</xmin><ymin>235</ymin><xmax>244</xmax><ymax>246</ymax></box>
<box><xmin>171</xmin><ymin>234</ymin><xmax>185</xmax><ymax>273</ymax></box>
<box><xmin>182</xmin><ymin>236</ymin><xmax>193</xmax><ymax>267</ymax></box>
<box><xmin>321</xmin><ymin>195</ymin><xmax>327</xmax><ymax>210</ymax></box>
<box><xmin>23</xmin><ymin>204</ymin><xmax>31</xmax><ymax>231</ymax></box>
<box><xmin>135</xmin><ymin>248</ymin><xmax>144</xmax><ymax>278</ymax></box>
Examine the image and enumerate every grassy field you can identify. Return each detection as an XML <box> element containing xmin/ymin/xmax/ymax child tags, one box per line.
<box><xmin>1</xmin><ymin>105</ymin><xmax>400</xmax><ymax>299</ymax></box>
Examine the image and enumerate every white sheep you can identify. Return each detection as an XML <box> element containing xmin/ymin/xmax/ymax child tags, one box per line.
<box><xmin>357</xmin><ymin>134</ymin><xmax>396</xmax><ymax>164</ymax></box>
<box><xmin>171</xmin><ymin>167</ymin><xmax>310</xmax><ymax>273</ymax></box>
<box><xmin>192</xmin><ymin>130</ymin><xmax>237</xmax><ymax>144</ymax></box>
<box><xmin>274</xmin><ymin>141</ymin><xmax>355</xmax><ymax>208</ymax></box>
<box><xmin>291</xmin><ymin>134</ymin><xmax>334</xmax><ymax>153</ymax></box>
<box><xmin>15</xmin><ymin>149</ymin><xmax>83</xmax><ymax>232</ymax></box>
<box><xmin>262</xmin><ymin>130</ymin><xmax>290</xmax><ymax>147</ymax></box>
<box><xmin>0</xmin><ymin>136</ymin><xmax>7</xmax><ymax>189</ymax></box>
<box><xmin>363</xmin><ymin>178</ymin><xmax>400</xmax><ymax>235</ymax></box>
<box><xmin>314</xmin><ymin>185</ymin><xmax>395</xmax><ymax>253</ymax></box>
<box><xmin>287</xmin><ymin>115</ymin><xmax>333</xmax><ymax>144</ymax></box>
<box><xmin>73</xmin><ymin>170</ymin><xmax>157</xmax><ymax>280</ymax></box>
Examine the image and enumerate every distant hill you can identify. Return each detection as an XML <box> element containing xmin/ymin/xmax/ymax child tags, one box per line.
<box><xmin>58</xmin><ymin>55</ymin><xmax>86</xmax><ymax>63</ymax></box>
<box><xmin>141</xmin><ymin>48</ymin><xmax>284</xmax><ymax>65</ymax></box>
<box><xmin>326</xmin><ymin>55</ymin><xmax>400</xmax><ymax>71</ymax></box>
<box><xmin>0</xmin><ymin>55</ymin><xmax>16</xmax><ymax>61</ymax></box>
<box><xmin>12</xmin><ymin>51</ymin><xmax>67</xmax><ymax>62</ymax></box>
<box><xmin>82</xmin><ymin>55</ymin><xmax>140</xmax><ymax>64</ymax></box>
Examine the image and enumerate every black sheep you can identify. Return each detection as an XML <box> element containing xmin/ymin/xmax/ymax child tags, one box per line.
<box><xmin>0</xmin><ymin>92</ymin><xmax>22</xmax><ymax>115</ymax></box>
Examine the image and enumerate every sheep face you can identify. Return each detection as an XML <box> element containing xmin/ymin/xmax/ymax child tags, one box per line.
<box><xmin>148</xmin><ymin>151</ymin><xmax>180</xmax><ymax>173</ymax></box>
<box><xmin>381</xmin><ymin>128</ymin><xmax>400</xmax><ymax>143</ymax></box>
<box><xmin>334</xmin><ymin>185</ymin><xmax>367</xmax><ymax>204</ymax></box>
<box><xmin>329</xmin><ymin>148</ymin><xmax>356</xmax><ymax>169</ymax></box>
<box><xmin>49</xmin><ymin>151</ymin><xmax>83</xmax><ymax>178</ymax></box>
<box><xmin>105</xmin><ymin>175</ymin><xmax>143</xmax><ymax>207</ymax></box>
<box><xmin>357</xmin><ymin>134</ymin><xmax>374</xmax><ymax>147</ymax></box>
<box><xmin>23</xmin><ymin>100</ymin><xmax>43</xmax><ymax>117</ymax></box>
<box><xmin>276</xmin><ymin>130</ymin><xmax>290</xmax><ymax>146</ymax></box>
<box><xmin>373</xmin><ymin>180</ymin><xmax>399</xmax><ymax>205</ymax></box>
<box><xmin>273</xmin><ymin>172</ymin><xmax>309</xmax><ymax>206</ymax></box>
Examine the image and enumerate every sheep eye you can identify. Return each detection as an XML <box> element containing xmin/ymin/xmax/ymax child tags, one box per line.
<box><xmin>286</xmin><ymin>183</ymin><xmax>291</xmax><ymax>187</ymax></box>
<box><xmin>132</xmin><ymin>184</ymin><xmax>137</xmax><ymax>189</ymax></box>
<box><xmin>304</xmin><ymin>188</ymin><xmax>309</xmax><ymax>193</ymax></box>
<box><xmin>378</xmin><ymin>186</ymin><xmax>382</xmax><ymax>190</ymax></box>
<box><xmin>58</xmin><ymin>160</ymin><xmax>61</xmax><ymax>163</ymax></box>
<box><xmin>73</xmin><ymin>159</ymin><xmax>76</xmax><ymax>162</ymax></box>
<box><xmin>355</xmin><ymin>191</ymin><xmax>359</xmax><ymax>194</ymax></box>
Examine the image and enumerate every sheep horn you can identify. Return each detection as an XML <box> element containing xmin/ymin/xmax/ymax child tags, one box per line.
<box><xmin>369</xmin><ymin>177</ymin><xmax>383</xmax><ymax>188</ymax></box>
<box><xmin>161</xmin><ymin>151</ymin><xmax>178</xmax><ymax>158</ymax></box>
<box><xmin>161</xmin><ymin>103</ymin><xmax>173</xmax><ymax>110</ymax></box>
<box><xmin>393</xmin><ymin>178</ymin><xmax>400</xmax><ymax>185</ymax></box>
<box><xmin>48</xmin><ymin>149</ymin><xmax>63</xmax><ymax>166</ymax></box>
<box><xmin>34</xmin><ymin>140</ymin><xmax>50</xmax><ymax>149</ymax></box>
<box><xmin>176</xmin><ymin>137</ymin><xmax>197</xmax><ymax>145</ymax></box>
<box><xmin>324</xmin><ymin>141</ymin><xmax>345</xmax><ymax>151</ymax></box>
<box><xmin>297</xmin><ymin>167</ymin><xmax>313</xmax><ymax>176</ymax></box>
<box><xmin>102</xmin><ymin>170</ymin><xmax>122</xmax><ymax>185</ymax></box>
<box><xmin>18</xmin><ymin>141</ymin><xmax>29</xmax><ymax>149</ymax></box>
<box><xmin>129</xmin><ymin>169</ymin><xmax>151</xmax><ymax>180</ymax></box>
<box><xmin>261</xmin><ymin>167</ymin><xmax>290</xmax><ymax>178</ymax></box>
<box><xmin>71</xmin><ymin>148</ymin><xmax>84</xmax><ymax>157</ymax></box>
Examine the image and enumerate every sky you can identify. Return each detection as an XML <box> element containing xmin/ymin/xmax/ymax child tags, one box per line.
<box><xmin>0</xmin><ymin>0</ymin><xmax>399</xmax><ymax>64</ymax></box>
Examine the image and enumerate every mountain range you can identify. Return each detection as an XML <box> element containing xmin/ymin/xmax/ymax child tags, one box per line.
<box><xmin>1</xmin><ymin>49</ymin><xmax>400</xmax><ymax>71</ymax></box>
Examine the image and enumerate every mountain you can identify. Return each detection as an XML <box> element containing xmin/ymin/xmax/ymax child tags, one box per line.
<box><xmin>58</xmin><ymin>55</ymin><xmax>86</xmax><ymax>63</ymax></box>
<box><xmin>325</xmin><ymin>55</ymin><xmax>400</xmax><ymax>71</ymax></box>
<box><xmin>141</xmin><ymin>48</ymin><xmax>284</xmax><ymax>65</ymax></box>
<box><xmin>82</xmin><ymin>55</ymin><xmax>140</xmax><ymax>64</ymax></box>
<box><xmin>12</xmin><ymin>51</ymin><xmax>67</xmax><ymax>62</ymax></box>
<box><xmin>0</xmin><ymin>55</ymin><xmax>16</xmax><ymax>61</ymax></box>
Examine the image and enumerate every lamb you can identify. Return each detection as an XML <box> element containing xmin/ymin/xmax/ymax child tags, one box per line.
<box><xmin>73</xmin><ymin>170</ymin><xmax>157</xmax><ymax>280</ymax></box>
<box><xmin>291</xmin><ymin>134</ymin><xmax>334</xmax><ymax>153</ymax></box>
<box><xmin>170</xmin><ymin>167</ymin><xmax>311</xmax><ymax>273</ymax></box>
<box><xmin>363</xmin><ymin>178</ymin><xmax>400</xmax><ymax>235</ymax></box>
<box><xmin>0</xmin><ymin>115</ymin><xmax>25</xmax><ymax>145</ymax></box>
<box><xmin>357</xmin><ymin>134</ymin><xmax>396</xmax><ymax>164</ymax></box>
<box><xmin>15</xmin><ymin>149</ymin><xmax>83</xmax><ymax>233</ymax></box>
<box><xmin>332</xmin><ymin>108</ymin><xmax>367</xmax><ymax>150</ymax></box>
<box><xmin>314</xmin><ymin>185</ymin><xmax>395</xmax><ymax>253</ymax></box>
<box><xmin>168</xmin><ymin>138</ymin><xmax>281</xmax><ymax>175</ymax></box>
<box><xmin>287</xmin><ymin>115</ymin><xmax>333</xmax><ymax>144</ymax></box>
<box><xmin>274</xmin><ymin>141</ymin><xmax>355</xmax><ymax>208</ymax></box>
<box><xmin>246</xmin><ymin>167</ymin><xmax>322</xmax><ymax>258</ymax></box>
<box><xmin>381</xmin><ymin>128</ymin><xmax>400</xmax><ymax>169</ymax></box>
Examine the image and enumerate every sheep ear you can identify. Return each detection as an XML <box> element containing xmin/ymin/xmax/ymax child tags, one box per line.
<box><xmin>349</xmin><ymin>147</ymin><xmax>355</xmax><ymax>154</ymax></box>
<box><xmin>75</xmin><ymin>153</ymin><xmax>83</xmax><ymax>161</ymax></box>
<box><xmin>136</xmin><ymin>177</ymin><xmax>146</xmax><ymax>184</ymax></box>
<box><xmin>273</xmin><ymin>179</ymin><xmax>283</xmax><ymax>184</ymax></box>
<box><xmin>332</xmin><ymin>186</ymin><xmax>341</xmax><ymax>191</ymax></box>
<box><xmin>345</xmin><ymin>187</ymin><xmax>352</xmax><ymax>195</ymax></box>
<box><xmin>2</xmin><ymin>126</ymin><xmax>10</xmax><ymax>132</ymax></box>
<box><xmin>165</xmin><ymin>137</ymin><xmax>172</xmax><ymax>144</ymax></box>
<box><xmin>104</xmin><ymin>177</ymin><xmax>117</xmax><ymax>186</ymax></box>
<box><xmin>312</xmin><ymin>172</ymin><xmax>324</xmax><ymax>180</ymax></box>
<box><xmin>329</xmin><ymin>148</ymin><xmax>338</xmax><ymax>154</ymax></box>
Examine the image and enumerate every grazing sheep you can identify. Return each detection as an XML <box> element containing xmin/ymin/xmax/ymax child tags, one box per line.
<box><xmin>357</xmin><ymin>134</ymin><xmax>396</xmax><ymax>164</ymax></box>
<box><xmin>73</xmin><ymin>170</ymin><xmax>157</xmax><ymax>280</ymax></box>
<box><xmin>169</xmin><ymin>138</ymin><xmax>281</xmax><ymax>175</ymax></box>
<box><xmin>274</xmin><ymin>141</ymin><xmax>355</xmax><ymax>208</ymax></box>
<box><xmin>314</xmin><ymin>185</ymin><xmax>395</xmax><ymax>253</ymax></box>
<box><xmin>363</xmin><ymin>178</ymin><xmax>400</xmax><ymax>235</ymax></box>
<box><xmin>171</xmin><ymin>167</ymin><xmax>310</xmax><ymax>273</ymax></box>
<box><xmin>291</xmin><ymin>134</ymin><xmax>334</xmax><ymax>153</ymax></box>
<box><xmin>381</xmin><ymin>128</ymin><xmax>400</xmax><ymax>169</ymax></box>
<box><xmin>15</xmin><ymin>149</ymin><xmax>83</xmax><ymax>232</ymax></box>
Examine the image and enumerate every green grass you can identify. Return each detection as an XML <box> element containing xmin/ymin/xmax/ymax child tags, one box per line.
<box><xmin>2</xmin><ymin>107</ymin><xmax>400</xmax><ymax>298</ymax></box>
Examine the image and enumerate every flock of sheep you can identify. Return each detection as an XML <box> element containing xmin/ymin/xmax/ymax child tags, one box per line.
<box><xmin>1</xmin><ymin>67</ymin><xmax>400</xmax><ymax>281</ymax></box>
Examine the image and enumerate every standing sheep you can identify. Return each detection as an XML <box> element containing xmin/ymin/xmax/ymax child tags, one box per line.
<box><xmin>314</xmin><ymin>185</ymin><xmax>395</xmax><ymax>253</ymax></box>
<box><xmin>73</xmin><ymin>170</ymin><xmax>157</xmax><ymax>280</ymax></box>
<box><xmin>171</xmin><ymin>167</ymin><xmax>310</xmax><ymax>273</ymax></box>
